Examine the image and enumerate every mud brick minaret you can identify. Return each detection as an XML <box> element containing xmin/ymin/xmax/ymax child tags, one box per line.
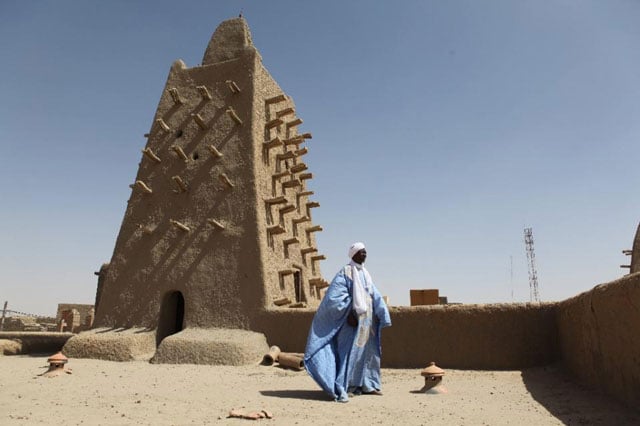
<box><xmin>92</xmin><ymin>17</ymin><xmax>328</xmax><ymax>349</ymax></box>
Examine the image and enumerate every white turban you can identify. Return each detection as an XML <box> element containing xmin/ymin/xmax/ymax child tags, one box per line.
<box><xmin>348</xmin><ymin>242</ymin><xmax>365</xmax><ymax>259</ymax></box>
<box><xmin>347</xmin><ymin>242</ymin><xmax>372</xmax><ymax>315</ymax></box>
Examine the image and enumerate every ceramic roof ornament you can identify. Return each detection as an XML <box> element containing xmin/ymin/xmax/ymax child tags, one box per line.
<box><xmin>39</xmin><ymin>352</ymin><xmax>73</xmax><ymax>378</ymax></box>
<box><xmin>419</xmin><ymin>361</ymin><xmax>447</xmax><ymax>394</ymax></box>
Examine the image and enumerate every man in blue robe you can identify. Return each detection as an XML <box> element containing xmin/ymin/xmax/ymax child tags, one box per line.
<box><xmin>304</xmin><ymin>242</ymin><xmax>392</xmax><ymax>402</ymax></box>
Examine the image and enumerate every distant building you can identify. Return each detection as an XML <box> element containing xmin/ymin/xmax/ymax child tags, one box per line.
<box><xmin>56</xmin><ymin>304</ymin><xmax>94</xmax><ymax>333</ymax></box>
<box><xmin>410</xmin><ymin>289</ymin><xmax>443</xmax><ymax>306</ymax></box>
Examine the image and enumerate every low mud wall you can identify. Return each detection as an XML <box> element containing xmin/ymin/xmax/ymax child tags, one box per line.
<box><xmin>557</xmin><ymin>273</ymin><xmax>640</xmax><ymax>408</ymax></box>
<box><xmin>255</xmin><ymin>302</ymin><xmax>559</xmax><ymax>369</ymax></box>
<box><xmin>0</xmin><ymin>332</ymin><xmax>73</xmax><ymax>354</ymax></box>
<box><xmin>382</xmin><ymin>303</ymin><xmax>558</xmax><ymax>369</ymax></box>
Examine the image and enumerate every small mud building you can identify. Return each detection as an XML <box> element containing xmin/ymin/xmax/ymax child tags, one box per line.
<box><xmin>72</xmin><ymin>17</ymin><xmax>328</xmax><ymax>362</ymax></box>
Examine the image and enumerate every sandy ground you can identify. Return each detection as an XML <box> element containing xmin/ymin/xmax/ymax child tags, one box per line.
<box><xmin>1</xmin><ymin>355</ymin><xmax>638</xmax><ymax>425</ymax></box>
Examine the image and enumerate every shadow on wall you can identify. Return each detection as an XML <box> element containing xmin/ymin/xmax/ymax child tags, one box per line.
<box><xmin>521</xmin><ymin>366</ymin><xmax>640</xmax><ymax>424</ymax></box>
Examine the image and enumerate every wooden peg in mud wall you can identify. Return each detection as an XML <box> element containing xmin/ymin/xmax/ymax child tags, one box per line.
<box><xmin>289</xmin><ymin>163</ymin><xmax>307</xmax><ymax>174</ymax></box>
<box><xmin>300</xmin><ymin>133</ymin><xmax>312</xmax><ymax>140</ymax></box>
<box><xmin>283</xmin><ymin>135</ymin><xmax>304</xmax><ymax>146</ymax></box>
<box><xmin>279</xmin><ymin>204</ymin><xmax>296</xmax><ymax>220</ymax></box>
<box><xmin>171</xmin><ymin>145</ymin><xmax>189</xmax><ymax>162</ymax></box>
<box><xmin>263</xmin><ymin>136</ymin><xmax>283</xmax><ymax>151</ymax></box>
<box><xmin>132</xmin><ymin>180</ymin><xmax>153</xmax><ymax>194</ymax></box>
<box><xmin>138</xmin><ymin>224</ymin><xmax>155</xmax><ymax>235</ymax></box>
<box><xmin>207</xmin><ymin>219</ymin><xmax>225</xmax><ymax>229</ymax></box>
<box><xmin>226</xmin><ymin>107</ymin><xmax>243</xmax><ymax>125</ymax></box>
<box><xmin>282</xmin><ymin>179</ymin><xmax>301</xmax><ymax>191</ymax></box>
<box><xmin>296</xmin><ymin>191</ymin><xmax>313</xmax><ymax>208</ymax></box>
<box><xmin>271</xmin><ymin>171</ymin><xmax>290</xmax><ymax>195</ymax></box>
<box><xmin>267</xmin><ymin>225</ymin><xmax>286</xmax><ymax>235</ymax></box>
<box><xmin>292</xmin><ymin>216</ymin><xmax>310</xmax><ymax>225</ymax></box>
<box><xmin>192</xmin><ymin>113</ymin><xmax>207</xmax><ymax>130</ymax></box>
<box><xmin>301</xmin><ymin>247</ymin><xmax>317</xmax><ymax>257</ymax></box>
<box><xmin>272</xmin><ymin>171</ymin><xmax>291</xmax><ymax>181</ymax></box>
<box><xmin>172</xmin><ymin>175</ymin><xmax>188</xmax><ymax>192</ymax></box>
<box><xmin>273</xmin><ymin>297</ymin><xmax>291</xmax><ymax>306</ymax></box>
<box><xmin>309</xmin><ymin>278</ymin><xmax>329</xmax><ymax>289</ymax></box>
<box><xmin>283</xmin><ymin>237</ymin><xmax>299</xmax><ymax>248</ymax></box>
<box><xmin>207</xmin><ymin>145</ymin><xmax>223</xmax><ymax>158</ymax></box>
<box><xmin>170</xmin><ymin>219</ymin><xmax>190</xmax><ymax>232</ymax></box>
<box><xmin>279</xmin><ymin>269</ymin><xmax>294</xmax><ymax>279</ymax></box>
<box><xmin>305</xmin><ymin>225</ymin><xmax>323</xmax><ymax>237</ymax></box>
<box><xmin>310</xmin><ymin>254</ymin><xmax>326</xmax><ymax>275</ymax></box>
<box><xmin>168</xmin><ymin>87</ymin><xmax>184</xmax><ymax>104</ymax></box>
<box><xmin>286</xmin><ymin>118</ymin><xmax>303</xmax><ymax>129</ymax></box>
<box><xmin>276</xmin><ymin>107</ymin><xmax>295</xmax><ymax>118</ymax></box>
<box><xmin>299</xmin><ymin>173</ymin><xmax>313</xmax><ymax>182</ymax></box>
<box><xmin>156</xmin><ymin>118</ymin><xmax>170</xmax><ymax>132</ymax></box>
<box><xmin>219</xmin><ymin>173</ymin><xmax>235</xmax><ymax>188</ymax></box>
<box><xmin>291</xmin><ymin>216</ymin><xmax>309</xmax><ymax>237</ymax></box>
<box><xmin>265</xmin><ymin>195</ymin><xmax>287</xmax><ymax>205</ymax></box>
<box><xmin>265</xmin><ymin>94</ymin><xmax>286</xmax><ymax>105</ymax></box>
<box><xmin>283</xmin><ymin>237</ymin><xmax>299</xmax><ymax>258</ymax></box>
<box><xmin>276</xmin><ymin>151</ymin><xmax>296</xmax><ymax>162</ymax></box>
<box><xmin>306</xmin><ymin>201</ymin><xmax>320</xmax><ymax>218</ymax></box>
<box><xmin>196</xmin><ymin>85</ymin><xmax>212</xmax><ymax>100</ymax></box>
<box><xmin>142</xmin><ymin>147</ymin><xmax>161</xmax><ymax>163</ymax></box>
<box><xmin>226</xmin><ymin>80</ymin><xmax>241</xmax><ymax>94</ymax></box>
<box><xmin>294</xmin><ymin>147</ymin><xmax>308</xmax><ymax>157</ymax></box>
<box><xmin>265</xmin><ymin>118</ymin><xmax>283</xmax><ymax>130</ymax></box>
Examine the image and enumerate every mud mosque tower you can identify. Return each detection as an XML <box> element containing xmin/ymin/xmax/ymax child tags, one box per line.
<box><xmin>76</xmin><ymin>17</ymin><xmax>329</xmax><ymax>363</ymax></box>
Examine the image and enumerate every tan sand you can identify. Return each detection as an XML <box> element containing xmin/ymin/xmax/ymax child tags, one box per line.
<box><xmin>1</xmin><ymin>355</ymin><xmax>638</xmax><ymax>425</ymax></box>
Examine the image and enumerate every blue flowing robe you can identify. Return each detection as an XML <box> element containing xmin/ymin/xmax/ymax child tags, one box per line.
<box><xmin>304</xmin><ymin>265</ymin><xmax>392</xmax><ymax>402</ymax></box>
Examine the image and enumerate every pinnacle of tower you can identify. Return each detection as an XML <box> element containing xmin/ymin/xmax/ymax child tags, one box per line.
<box><xmin>202</xmin><ymin>17</ymin><xmax>255</xmax><ymax>65</ymax></box>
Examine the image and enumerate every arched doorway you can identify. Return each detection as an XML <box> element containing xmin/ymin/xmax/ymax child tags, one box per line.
<box><xmin>156</xmin><ymin>291</ymin><xmax>185</xmax><ymax>345</ymax></box>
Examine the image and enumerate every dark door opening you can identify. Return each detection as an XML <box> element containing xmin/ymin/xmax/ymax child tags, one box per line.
<box><xmin>294</xmin><ymin>271</ymin><xmax>305</xmax><ymax>303</ymax></box>
<box><xmin>156</xmin><ymin>291</ymin><xmax>184</xmax><ymax>346</ymax></box>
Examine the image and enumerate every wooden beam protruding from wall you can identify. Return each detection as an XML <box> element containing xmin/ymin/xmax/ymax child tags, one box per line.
<box><xmin>168</xmin><ymin>87</ymin><xmax>184</xmax><ymax>104</ymax></box>
<box><xmin>207</xmin><ymin>145</ymin><xmax>223</xmax><ymax>158</ymax></box>
<box><xmin>170</xmin><ymin>219</ymin><xmax>190</xmax><ymax>232</ymax></box>
<box><xmin>132</xmin><ymin>180</ymin><xmax>153</xmax><ymax>194</ymax></box>
<box><xmin>226</xmin><ymin>107</ymin><xmax>243</xmax><ymax>125</ymax></box>
<box><xmin>171</xmin><ymin>145</ymin><xmax>189</xmax><ymax>162</ymax></box>
<box><xmin>207</xmin><ymin>219</ymin><xmax>225</xmax><ymax>229</ymax></box>
<box><xmin>142</xmin><ymin>148</ymin><xmax>161</xmax><ymax>163</ymax></box>
<box><xmin>192</xmin><ymin>113</ymin><xmax>207</xmax><ymax>130</ymax></box>
<box><xmin>265</xmin><ymin>94</ymin><xmax>286</xmax><ymax>105</ymax></box>
<box><xmin>172</xmin><ymin>175</ymin><xmax>188</xmax><ymax>192</ymax></box>
<box><xmin>196</xmin><ymin>85</ymin><xmax>212</xmax><ymax>100</ymax></box>
<box><xmin>226</xmin><ymin>80</ymin><xmax>241</xmax><ymax>94</ymax></box>
<box><xmin>156</xmin><ymin>118</ymin><xmax>170</xmax><ymax>132</ymax></box>
<box><xmin>219</xmin><ymin>173</ymin><xmax>235</xmax><ymax>188</ymax></box>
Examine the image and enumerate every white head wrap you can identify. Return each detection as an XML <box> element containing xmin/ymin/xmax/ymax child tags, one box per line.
<box><xmin>348</xmin><ymin>242</ymin><xmax>372</xmax><ymax>315</ymax></box>
<box><xmin>348</xmin><ymin>242</ymin><xmax>365</xmax><ymax>260</ymax></box>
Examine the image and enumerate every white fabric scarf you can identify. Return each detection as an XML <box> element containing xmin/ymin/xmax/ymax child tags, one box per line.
<box><xmin>350</xmin><ymin>260</ymin><xmax>373</xmax><ymax>315</ymax></box>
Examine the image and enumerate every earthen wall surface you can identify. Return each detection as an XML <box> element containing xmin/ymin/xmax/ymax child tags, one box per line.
<box><xmin>93</xmin><ymin>18</ymin><xmax>325</xmax><ymax>332</ymax></box>
<box><xmin>557</xmin><ymin>272</ymin><xmax>640</xmax><ymax>408</ymax></box>
<box><xmin>255</xmin><ymin>302</ymin><xmax>559</xmax><ymax>369</ymax></box>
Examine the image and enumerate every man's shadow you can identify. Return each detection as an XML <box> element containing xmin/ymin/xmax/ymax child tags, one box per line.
<box><xmin>260</xmin><ymin>390</ymin><xmax>332</xmax><ymax>401</ymax></box>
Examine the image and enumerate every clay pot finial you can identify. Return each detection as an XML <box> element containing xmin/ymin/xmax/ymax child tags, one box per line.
<box><xmin>420</xmin><ymin>361</ymin><xmax>446</xmax><ymax>393</ymax></box>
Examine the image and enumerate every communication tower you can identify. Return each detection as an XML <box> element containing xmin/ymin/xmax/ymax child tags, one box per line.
<box><xmin>524</xmin><ymin>227</ymin><xmax>540</xmax><ymax>303</ymax></box>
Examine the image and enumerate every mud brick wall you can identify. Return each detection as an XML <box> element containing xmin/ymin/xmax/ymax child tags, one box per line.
<box><xmin>557</xmin><ymin>273</ymin><xmax>640</xmax><ymax>408</ymax></box>
<box><xmin>256</xmin><ymin>302</ymin><xmax>559</xmax><ymax>369</ymax></box>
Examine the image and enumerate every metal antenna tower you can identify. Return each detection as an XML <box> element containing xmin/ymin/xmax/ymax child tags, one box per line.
<box><xmin>524</xmin><ymin>227</ymin><xmax>540</xmax><ymax>302</ymax></box>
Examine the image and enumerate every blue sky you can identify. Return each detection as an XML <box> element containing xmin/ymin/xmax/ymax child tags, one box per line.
<box><xmin>1</xmin><ymin>1</ymin><xmax>639</xmax><ymax>316</ymax></box>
